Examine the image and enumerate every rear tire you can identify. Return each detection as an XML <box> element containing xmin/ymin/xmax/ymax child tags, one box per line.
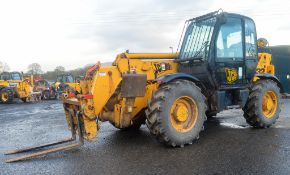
<box><xmin>42</xmin><ymin>90</ymin><xmax>50</xmax><ymax>100</ymax></box>
<box><xmin>50</xmin><ymin>91</ymin><xmax>57</xmax><ymax>99</ymax></box>
<box><xmin>146</xmin><ymin>80</ymin><xmax>206</xmax><ymax>147</ymax></box>
<box><xmin>0</xmin><ymin>88</ymin><xmax>14</xmax><ymax>104</ymax></box>
<box><xmin>243</xmin><ymin>79</ymin><xmax>281</xmax><ymax>128</ymax></box>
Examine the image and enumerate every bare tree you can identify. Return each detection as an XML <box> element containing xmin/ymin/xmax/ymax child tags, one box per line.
<box><xmin>0</xmin><ymin>61</ymin><xmax>10</xmax><ymax>73</ymax></box>
<box><xmin>0</xmin><ymin>61</ymin><xmax>3</xmax><ymax>73</ymax></box>
<box><xmin>27</xmin><ymin>63</ymin><xmax>43</xmax><ymax>75</ymax></box>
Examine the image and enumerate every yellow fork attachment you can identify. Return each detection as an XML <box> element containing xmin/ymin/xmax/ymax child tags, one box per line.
<box><xmin>4</xmin><ymin>108</ymin><xmax>84</xmax><ymax>163</ymax></box>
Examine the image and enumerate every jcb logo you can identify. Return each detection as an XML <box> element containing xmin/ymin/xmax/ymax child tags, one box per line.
<box><xmin>225</xmin><ymin>68</ymin><xmax>237</xmax><ymax>84</ymax></box>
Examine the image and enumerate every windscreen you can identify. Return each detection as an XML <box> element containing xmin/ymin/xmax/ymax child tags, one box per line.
<box><xmin>0</xmin><ymin>73</ymin><xmax>10</xmax><ymax>80</ymax></box>
<box><xmin>66</xmin><ymin>75</ymin><xmax>74</xmax><ymax>83</ymax></box>
<box><xmin>10</xmin><ymin>73</ymin><xmax>22</xmax><ymax>80</ymax></box>
<box><xmin>179</xmin><ymin>17</ymin><xmax>216</xmax><ymax>60</ymax></box>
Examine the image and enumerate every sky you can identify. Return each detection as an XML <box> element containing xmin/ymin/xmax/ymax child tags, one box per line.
<box><xmin>0</xmin><ymin>0</ymin><xmax>289</xmax><ymax>72</ymax></box>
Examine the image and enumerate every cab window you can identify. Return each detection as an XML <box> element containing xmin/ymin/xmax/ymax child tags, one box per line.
<box><xmin>0</xmin><ymin>73</ymin><xmax>10</xmax><ymax>80</ymax></box>
<box><xmin>216</xmin><ymin>17</ymin><xmax>243</xmax><ymax>62</ymax></box>
<box><xmin>66</xmin><ymin>75</ymin><xmax>74</xmax><ymax>83</ymax></box>
<box><xmin>11</xmin><ymin>73</ymin><xmax>22</xmax><ymax>80</ymax></box>
<box><xmin>57</xmin><ymin>76</ymin><xmax>64</xmax><ymax>83</ymax></box>
<box><xmin>245</xmin><ymin>19</ymin><xmax>257</xmax><ymax>59</ymax></box>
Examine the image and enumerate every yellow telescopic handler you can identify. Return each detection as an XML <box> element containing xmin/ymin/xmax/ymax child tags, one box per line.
<box><xmin>0</xmin><ymin>72</ymin><xmax>41</xmax><ymax>103</ymax></box>
<box><xmin>5</xmin><ymin>10</ymin><xmax>282</xmax><ymax>162</ymax></box>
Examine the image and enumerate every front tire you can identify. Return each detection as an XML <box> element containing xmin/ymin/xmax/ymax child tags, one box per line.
<box><xmin>243</xmin><ymin>79</ymin><xmax>281</xmax><ymax>128</ymax></box>
<box><xmin>0</xmin><ymin>88</ymin><xmax>14</xmax><ymax>104</ymax></box>
<box><xmin>146</xmin><ymin>80</ymin><xmax>206</xmax><ymax>147</ymax></box>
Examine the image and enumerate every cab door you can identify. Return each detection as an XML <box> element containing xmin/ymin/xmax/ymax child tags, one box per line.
<box><xmin>214</xmin><ymin>17</ymin><xmax>246</xmax><ymax>89</ymax></box>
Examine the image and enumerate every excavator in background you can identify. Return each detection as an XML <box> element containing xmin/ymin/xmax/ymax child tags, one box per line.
<box><xmin>0</xmin><ymin>72</ymin><xmax>41</xmax><ymax>103</ymax></box>
<box><xmin>4</xmin><ymin>10</ymin><xmax>283</xmax><ymax>162</ymax></box>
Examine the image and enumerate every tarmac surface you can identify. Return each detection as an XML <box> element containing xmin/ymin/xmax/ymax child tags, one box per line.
<box><xmin>1</xmin><ymin>99</ymin><xmax>290</xmax><ymax>175</ymax></box>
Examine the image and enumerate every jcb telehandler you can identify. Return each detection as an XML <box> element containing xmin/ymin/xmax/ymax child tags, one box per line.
<box><xmin>5</xmin><ymin>10</ymin><xmax>282</xmax><ymax>162</ymax></box>
<box><xmin>54</xmin><ymin>73</ymin><xmax>81</xmax><ymax>94</ymax></box>
<box><xmin>0</xmin><ymin>72</ymin><xmax>41</xmax><ymax>103</ymax></box>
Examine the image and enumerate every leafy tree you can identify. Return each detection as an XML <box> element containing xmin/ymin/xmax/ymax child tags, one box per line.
<box><xmin>41</xmin><ymin>62</ymin><xmax>112</xmax><ymax>81</ymax></box>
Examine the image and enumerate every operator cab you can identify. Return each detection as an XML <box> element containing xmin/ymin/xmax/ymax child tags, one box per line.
<box><xmin>0</xmin><ymin>72</ymin><xmax>10</xmax><ymax>80</ymax></box>
<box><xmin>0</xmin><ymin>72</ymin><xmax>22</xmax><ymax>81</ymax></box>
<box><xmin>177</xmin><ymin>10</ymin><xmax>258</xmax><ymax>112</ymax></box>
<box><xmin>56</xmin><ymin>74</ymin><xmax>75</xmax><ymax>83</ymax></box>
<box><xmin>10</xmin><ymin>72</ymin><xmax>22</xmax><ymax>81</ymax></box>
<box><xmin>178</xmin><ymin>10</ymin><xmax>258</xmax><ymax>90</ymax></box>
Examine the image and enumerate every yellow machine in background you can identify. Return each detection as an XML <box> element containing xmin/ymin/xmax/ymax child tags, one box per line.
<box><xmin>0</xmin><ymin>72</ymin><xmax>40</xmax><ymax>103</ymax></box>
<box><xmin>5</xmin><ymin>11</ymin><xmax>283</xmax><ymax>162</ymax></box>
<box><xmin>54</xmin><ymin>74</ymin><xmax>81</xmax><ymax>94</ymax></box>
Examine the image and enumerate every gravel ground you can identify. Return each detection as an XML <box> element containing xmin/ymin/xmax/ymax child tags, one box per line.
<box><xmin>1</xmin><ymin>99</ymin><xmax>290</xmax><ymax>175</ymax></box>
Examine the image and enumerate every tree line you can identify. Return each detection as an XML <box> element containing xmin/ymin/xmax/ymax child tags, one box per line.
<box><xmin>27</xmin><ymin>63</ymin><xmax>95</xmax><ymax>81</ymax></box>
<box><xmin>0</xmin><ymin>62</ymin><xmax>94</xmax><ymax>81</ymax></box>
<box><xmin>0</xmin><ymin>62</ymin><xmax>112</xmax><ymax>81</ymax></box>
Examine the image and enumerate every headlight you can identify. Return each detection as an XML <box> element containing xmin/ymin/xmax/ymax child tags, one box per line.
<box><xmin>161</xmin><ymin>63</ymin><xmax>166</xmax><ymax>71</ymax></box>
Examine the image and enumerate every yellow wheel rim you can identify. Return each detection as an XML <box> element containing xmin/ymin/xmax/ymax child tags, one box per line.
<box><xmin>1</xmin><ymin>91</ymin><xmax>9</xmax><ymax>102</ymax></box>
<box><xmin>170</xmin><ymin>96</ymin><xmax>198</xmax><ymax>133</ymax></box>
<box><xmin>262</xmin><ymin>90</ymin><xmax>278</xmax><ymax>118</ymax></box>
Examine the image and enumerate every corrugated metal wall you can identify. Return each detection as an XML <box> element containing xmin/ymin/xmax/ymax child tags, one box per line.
<box><xmin>270</xmin><ymin>46</ymin><xmax>290</xmax><ymax>93</ymax></box>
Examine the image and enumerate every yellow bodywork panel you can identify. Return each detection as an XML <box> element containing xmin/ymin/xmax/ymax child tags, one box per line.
<box><xmin>0</xmin><ymin>80</ymin><xmax>9</xmax><ymax>87</ymax></box>
<box><xmin>91</xmin><ymin>66</ymin><xmax>122</xmax><ymax>115</ymax></box>
<box><xmin>253</xmin><ymin>52</ymin><xmax>275</xmax><ymax>82</ymax></box>
<box><xmin>256</xmin><ymin>53</ymin><xmax>275</xmax><ymax>75</ymax></box>
<box><xmin>55</xmin><ymin>82</ymin><xmax>81</xmax><ymax>93</ymax></box>
<box><xmin>66</xmin><ymin>83</ymin><xmax>81</xmax><ymax>93</ymax></box>
<box><xmin>115</xmin><ymin>54</ymin><xmax>178</xmax><ymax>80</ymax></box>
<box><xmin>99</xmin><ymin>53</ymin><xmax>178</xmax><ymax>123</ymax></box>
<box><xmin>131</xmin><ymin>84</ymin><xmax>158</xmax><ymax>119</ymax></box>
<box><xmin>82</xmin><ymin>116</ymin><xmax>97</xmax><ymax>140</ymax></box>
<box><xmin>0</xmin><ymin>80</ymin><xmax>32</xmax><ymax>99</ymax></box>
<box><xmin>63</xmin><ymin>53</ymin><xmax>178</xmax><ymax>140</ymax></box>
<box><xmin>91</xmin><ymin>53</ymin><xmax>178</xmax><ymax>116</ymax></box>
<box><xmin>125</xmin><ymin>53</ymin><xmax>178</xmax><ymax>59</ymax></box>
<box><xmin>17</xmin><ymin>81</ymin><xmax>32</xmax><ymax>98</ymax></box>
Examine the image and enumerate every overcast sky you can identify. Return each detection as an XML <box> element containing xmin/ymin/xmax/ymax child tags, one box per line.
<box><xmin>0</xmin><ymin>0</ymin><xmax>289</xmax><ymax>72</ymax></box>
